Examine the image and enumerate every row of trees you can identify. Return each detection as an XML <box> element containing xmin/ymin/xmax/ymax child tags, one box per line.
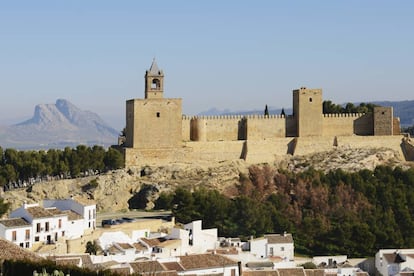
<box><xmin>0</xmin><ymin>145</ymin><xmax>124</xmax><ymax>187</ymax></box>
<box><xmin>155</xmin><ymin>165</ymin><xmax>414</xmax><ymax>257</ymax></box>
<box><xmin>322</xmin><ymin>101</ymin><xmax>377</xmax><ymax>114</ymax></box>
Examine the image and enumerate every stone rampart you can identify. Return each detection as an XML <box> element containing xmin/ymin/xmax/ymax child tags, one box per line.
<box><xmin>322</xmin><ymin>113</ymin><xmax>362</xmax><ymax>136</ymax></box>
<box><xmin>125</xmin><ymin>135</ymin><xmax>406</xmax><ymax>168</ymax></box>
<box><xmin>322</xmin><ymin>113</ymin><xmax>373</xmax><ymax>136</ymax></box>
<box><xmin>244</xmin><ymin>138</ymin><xmax>295</xmax><ymax>163</ymax></box>
<box><xmin>245</xmin><ymin>115</ymin><xmax>286</xmax><ymax>139</ymax></box>
<box><xmin>189</xmin><ymin>115</ymin><xmax>245</xmax><ymax>142</ymax></box>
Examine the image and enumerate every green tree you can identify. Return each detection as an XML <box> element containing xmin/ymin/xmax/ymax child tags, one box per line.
<box><xmin>85</xmin><ymin>240</ymin><xmax>99</xmax><ymax>255</ymax></box>
<box><xmin>103</xmin><ymin>148</ymin><xmax>124</xmax><ymax>170</ymax></box>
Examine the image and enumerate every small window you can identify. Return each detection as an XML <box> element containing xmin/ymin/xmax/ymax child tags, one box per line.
<box><xmin>36</xmin><ymin>223</ymin><xmax>41</xmax><ymax>233</ymax></box>
<box><xmin>35</xmin><ymin>236</ymin><xmax>40</xmax><ymax>242</ymax></box>
<box><xmin>382</xmin><ymin>111</ymin><xmax>385</xmax><ymax>115</ymax></box>
<box><xmin>309</xmin><ymin>97</ymin><xmax>313</xmax><ymax>102</ymax></box>
<box><xmin>151</xmin><ymin>79</ymin><xmax>160</xmax><ymax>89</ymax></box>
<box><xmin>19</xmin><ymin>243</ymin><xmax>24</xmax><ymax>248</ymax></box>
<box><xmin>156</xmin><ymin>112</ymin><xmax>160</xmax><ymax>118</ymax></box>
<box><xmin>45</xmin><ymin>222</ymin><xmax>49</xmax><ymax>232</ymax></box>
<box><xmin>25</xmin><ymin>242</ymin><xmax>30</xmax><ymax>248</ymax></box>
<box><xmin>281</xmin><ymin>246</ymin><xmax>285</xmax><ymax>251</ymax></box>
<box><xmin>12</xmin><ymin>231</ymin><xmax>17</xmax><ymax>241</ymax></box>
<box><xmin>25</xmin><ymin>229</ymin><xmax>30</xmax><ymax>240</ymax></box>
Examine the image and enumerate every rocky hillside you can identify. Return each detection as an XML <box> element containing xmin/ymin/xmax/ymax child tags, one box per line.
<box><xmin>2</xmin><ymin>146</ymin><xmax>411</xmax><ymax>215</ymax></box>
<box><xmin>0</xmin><ymin>99</ymin><xmax>118</xmax><ymax>149</ymax></box>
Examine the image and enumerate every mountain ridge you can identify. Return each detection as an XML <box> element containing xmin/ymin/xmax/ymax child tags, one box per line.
<box><xmin>0</xmin><ymin>99</ymin><xmax>119</xmax><ymax>149</ymax></box>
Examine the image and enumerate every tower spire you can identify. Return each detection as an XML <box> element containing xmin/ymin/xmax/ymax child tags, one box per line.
<box><xmin>145</xmin><ymin>59</ymin><xmax>164</xmax><ymax>99</ymax></box>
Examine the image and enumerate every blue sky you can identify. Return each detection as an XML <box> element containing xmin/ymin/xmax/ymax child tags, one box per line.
<box><xmin>0</xmin><ymin>1</ymin><xmax>413</xmax><ymax>130</ymax></box>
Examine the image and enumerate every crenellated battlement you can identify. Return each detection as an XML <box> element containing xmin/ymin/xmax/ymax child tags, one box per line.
<box><xmin>323</xmin><ymin>113</ymin><xmax>365</xmax><ymax>118</ymax></box>
<box><xmin>244</xmin><ymin>114</ymin><xmax>286</xmax><ymax>119</ymax></box>
<box><xmin>183</xmin><ymin>114</ymin><xmax>286</xmax><ymax>121</ymax></box>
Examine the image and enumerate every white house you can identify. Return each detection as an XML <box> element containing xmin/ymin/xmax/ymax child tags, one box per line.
<box><xmin>43</xmin><ymin>197</ymin><xmax>96</xmax><ymax>231</ymax></box>
<box><xmin>10</xmin><ymin>203</ymin><xmax>68</xmax><ymax>245</ymax></box>
<box><xmin>168</xmin><ymin>220</ymin><xmax>217</xmax><ymax>254</ymax></box>
<box><xmin>249</xmin><ymin>233</ymin><xmax>294</xmax><ymax>261</ymax></box>
<box><xmin>2</xmin><ymin>198</ymin><xmax>97</xmax><ymax>248</ymax></box>
<box><xmin>376</xmin><ymin>249</ymin><xmax>414</xmax><ymax>276</ymax></box>
<box><xmin>0</xmin><ymin>218</ymin><xmax>32</xmax><ymax>248</ymax></box>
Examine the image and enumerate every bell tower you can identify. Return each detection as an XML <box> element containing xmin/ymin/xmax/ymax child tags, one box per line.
<box><xmin>145</xmin><ymin>59</ymin><xmax>164</xmax><ymax>99</ymax></box>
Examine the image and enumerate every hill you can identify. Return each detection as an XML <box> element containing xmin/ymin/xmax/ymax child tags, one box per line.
<box><xmin>0</xmin><ymin>99</ymin><xmax>119</xmax><ymax>149</ymax></box>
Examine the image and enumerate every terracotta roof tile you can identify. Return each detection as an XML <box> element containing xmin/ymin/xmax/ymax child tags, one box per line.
<box><xmin>130</xmin><ymin>260</ymin><xmax>166</xmax><ymax>273</ymax></box>
<box><xmin>264</xmin><ymin>234</ymin><xmax>293</xmax><ymax>244</ymax></box>
<box><xmin>117</xmin><ymin>243</ymin><xmax>134</xmax><ymax>250</ymax></box>
<box><xmin>243</xmin><ymin>271</ymin><xmax>279</xmax><ymax>276</ymax></box>
<box><xmin>48</xmin><ymin>254</ymin><xmax>93</xmax><ymax>270</ymax></box>
<box><xmin>142</xmin><ymin>237</ymin><xmax>162</xmax><ymax>247</ymax></box>
<box><xmin>277</xmin><ymin>268</ymin><xmax>306</xmax><ymax>276</ymax></box>
<box><xmin>133</xmin><ymin>242</ymin><xmax>148</xmax><ymax>252</ymax></box>
<box><xmin>0</xmin><ymin>238</ymin><xmax>43</xmax><ymax>261</ymax></box>
<box><xmin>26</xmin><ymin>206</ymin><xmax>64</xmax><ymax>219</ymax></box>
<box><xmin>304</xmin><ymin>269</ymin><xmax>325</xmax><ymax>276</ymax></box>
<box><xmin>179</xmin><ymin>254</ymin><xmax>238</xmax><ymax>270</ymax></box>
<box><xmin>62</xmin><ymin>210</ymin><xmax>83</xmax><ymax>221</ymax></box>
<box><xmin>161</xmin><ymin>262</ymin><xmax>185</xmax><ymax>271</ymax></box>
<box><xmin>0</xmin><ymin>218</ymin><xmax>31</xmax><ymax>227</ymax></box>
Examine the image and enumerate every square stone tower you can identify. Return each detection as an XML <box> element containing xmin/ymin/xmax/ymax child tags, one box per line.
<box><xmin>292</xmin><ymin>87</ymin><xmax>323</xmax><ymax>137</ymax></box>
<box><xmin>373</xmin><ymin>106</ymin><xmax>393</xmax><ymax>136</ymax></box>
<box><xmin>124</xmin><ymin>60</ymin><xmax>182</xmax><ymax>149</ymax></box>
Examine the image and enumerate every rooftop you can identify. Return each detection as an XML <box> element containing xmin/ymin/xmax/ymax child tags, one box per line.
<box><xmin>179</xmin><ymin>253</ymin><xmax>238</xmax><ymax>270</ymax></box>
<box><xmin>62</xmin><ymin>210</ymin><xmax>83</xmax><ymax>221</ymax></box>
<box><xmin>0</xmin><ymin>238</ymin><xmax>43</xmax><ymax>261</ymax></box>
<box><xmin>0</xmin><ymin>218</ymin><xmax>30</xmax><ymax>227</ymax></box>
<box><xmin>130</xmin><ymin>260</ymin><xmax>166</xmax><ymax>274</ymax></box>
<box><xmin>264</xmin><ymin>234</ymin><xmax>294</xmax><ymax>244</ymax></box>
<box><xmin>26</xmin><ymin>206</ymin><xmax>64</xmax><ymax>218</ymax></box>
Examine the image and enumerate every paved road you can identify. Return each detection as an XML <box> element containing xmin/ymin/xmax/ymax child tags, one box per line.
<box><xmin>96</xmin><ymin>210</ymin><xmax>172</xmax><ymax>225</ymax></box>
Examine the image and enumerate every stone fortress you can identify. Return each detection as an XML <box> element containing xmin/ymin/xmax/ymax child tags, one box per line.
<box><xmin>122</xmin><ymin>60</ymin><xmax>411</xmax><ymax>167</ymax></box>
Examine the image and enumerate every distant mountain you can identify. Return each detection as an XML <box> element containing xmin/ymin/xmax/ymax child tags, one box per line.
<box><xmin>0</xmin><ymin>99</ymin><xmax>119</xmax><ymax>149</ymax></box>
<box><xmin>199</xmin><ymin>100</ymin><xmax>414</xmax><ymax>127</ymax></box>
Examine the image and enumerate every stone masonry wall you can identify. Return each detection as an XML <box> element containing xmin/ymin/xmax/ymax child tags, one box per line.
<box><xmin>322</xmin><ymin>113</ymin><xmax>373</xmax><ymax>136</ymax></box>
<box><xmin>124</xmin><ymin>135</ymin><xmax>405</xmax><ymax>167</ymax></box>
<box><xmin>246</xmin><ymin>115</ymin><xmax>286</xmax><ymax>139</ymax></box>
<box><xmin>189</xmin><ymin>116</ymin><xmax>244</xmax><ymax>142</ymax></box>
<box><xmin>374</xmin><ymin>107</ymin><xmax>393</xmax><ymax>135</ymax></box>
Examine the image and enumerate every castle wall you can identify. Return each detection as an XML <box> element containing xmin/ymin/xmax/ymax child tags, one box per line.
<box><xmin>322</xmin><ymin>113</ymin><xmax>373</xmax><ymax>136</ymax></box>
<box><xmin>291</xmin><ymin>135</ymin><xmax>404</xmax><ymax>159</ymax></box>
<box><xmin>337</xmin><ymin>135</ymin><xmax>404</xmax><ymax>159</ymax></box>
<box><xmin>124</xmin><ymin>141</ymin><xmax>246</xmax><ymax>167</ymax></box>
<box><xmin>244</xmin><ymin>138</ymin><xmax>295</xmax><ymax>163</ymax></box>
<box><xmin>246</xmin><ymin>115</ymin><xmax>286</xmax><ymax>139</ymax></box>
<box><xmin>124</xmin><ymin>135</ymin><xmax>406</xmax><ymax>168</ymax></box>
<box><xmin>189</xmin><ymin>116</ymin><xmax>244</xmax><ymax>142</ymax></box>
